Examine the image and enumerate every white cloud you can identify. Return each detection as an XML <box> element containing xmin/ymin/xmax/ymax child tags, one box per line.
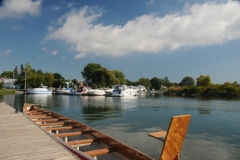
<box><xmin>45</xmin><ymin>1</ymin><xmax>240</xmax><ymax>58</ymax></box>
<box><xmin>75</xmin><ymin>53</ymin><xmax>86</xmax><ymax>59</ymax></box>
<box><xmin>42</xmin><ymin>47</ymin><xmax>47</xmax><ymax>51</ymax></box>
<box><xmin>0</xmin><ymin>49</ymin><xmax>11</xmax><ymax>57</ymax></box>
<box><xmin>62</xmin><ymin>56</ymin><xmax>66</xmax><ymax>59</ymax></box>
<box><xmin>52</xmin><ymin>51</ymin><xmax>58</xmax><ymax>55</ymax></box>
<box><xmin>147</xmin><ymin>0</ymin><xmax>154</xmax><ymax>5</ymax></box>
<box><xmin>0</xmin><ymin>0</ymin><xmax>42</xmax><ymax>19</ymax></box>
<box><xmin>47</xmin><ymin>26</ymin><xmax>54</xmax><ymax>32</ymax></box>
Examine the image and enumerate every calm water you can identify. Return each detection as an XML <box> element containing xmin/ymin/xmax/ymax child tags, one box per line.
<box><xmin>2</xmin><ymin>93</ymin><xmax>240</xmax><ymax>160</ymax></box>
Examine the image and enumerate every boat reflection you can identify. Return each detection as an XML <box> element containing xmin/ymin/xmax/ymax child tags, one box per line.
<box><xmin>81</xmin><ymin>96</ymin><xmax>139</xmax><ymax>109</ymax></box>
<box><xmin>80</xmin><ymin>96</ymin><xmax>139</xmax><ymax>121</ymax></box>
<box><xmin>26</xmin><ymin>94</ymin><xmax>53</xmax><ymax>106</ymax></box>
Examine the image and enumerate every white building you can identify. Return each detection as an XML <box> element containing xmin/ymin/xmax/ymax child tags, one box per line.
<box><xmin>0</xmin><ymin>78</ymin><xmax>17</xmax><ymax>89</ymax></box>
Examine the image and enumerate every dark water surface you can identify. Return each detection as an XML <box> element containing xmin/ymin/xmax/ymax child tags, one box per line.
<box><xmin>2</xmin><ymin>93</ymin><xmax>240</xmax><ymax>160</ymax></box>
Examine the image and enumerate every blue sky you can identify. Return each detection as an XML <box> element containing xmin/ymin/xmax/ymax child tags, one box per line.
<box><xmin>1</xmin><ymin>0</ymin><xmax>240</xmax><ymax>84</ymax></box>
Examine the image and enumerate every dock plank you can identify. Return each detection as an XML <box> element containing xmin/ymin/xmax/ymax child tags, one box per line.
<box><xmin>0</xmin><ymin>102</ymin><xmax>78</xmax><ymax>160</ymax></box>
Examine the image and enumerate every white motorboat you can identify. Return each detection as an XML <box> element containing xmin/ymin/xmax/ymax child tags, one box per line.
<box><xmin>87</xmin><ymin>89</ymin><xmax>105</xmax><ymax>96</ymax></box>
<box><xmin>104</xmin><ymin>88</ymin><xmax>114</xmax><ymax>97</ymax></box>
<box><xmin>67</xmin><ymin>90</ymin><xmax>77</xmax><ymax>95</ymax></box>
<box><xmin>56</xmin><ymin>88</ymin><xmax>72</xmax><ymax>94</ymax></box>
<box><xmin>137</xmin><ymin>85</ymin><xmax>146</xmax><ymax>91</ymax></box>
<box><xmin>111</xmin><ymin>85</ymin><xmax>138</xmax><ymax>97</ymax></box>
<box><xmin>75</xmin><ymin>86</ymin><xmax>89</xmax><ymax>96</ymax></box>
<box><xmin>26</xmin><ymin>88</ymin><xmax>52</xmax><ymax>94</ymax></box>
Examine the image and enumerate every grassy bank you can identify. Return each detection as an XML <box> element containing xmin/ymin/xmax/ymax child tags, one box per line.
<box><xmin>0</xmin><ymin>89</ymin><xmax>15</xmax><ymax>94</ymax></box>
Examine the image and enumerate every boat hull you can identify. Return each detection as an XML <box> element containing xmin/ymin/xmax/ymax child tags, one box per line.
<box><xmin>87</xmin><ymin>90</ymin><xmax>105</xmax><ymax>96</ymax></box>
<box><xmin>23</xmin><ymin>103</ymin><xmax>154</xmax><ymax>160</ymax></box>
<box><xmin>26</xmin><ymin>88</ymin><xmax>52</xmax><ymax>94</ymax></box>
<box><xmin>111</xmin><ymin>90</ymin><xmax>138</xmax><ymax>97</ymax></box>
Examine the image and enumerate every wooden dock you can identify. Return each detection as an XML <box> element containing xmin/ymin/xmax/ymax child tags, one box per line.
<box><xmin>0</xmin><ymin>102</ymin><xmax>78</xmax><ymax>160</ymax></box>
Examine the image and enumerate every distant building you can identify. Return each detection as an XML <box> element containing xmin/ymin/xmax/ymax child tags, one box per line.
<box><xmin>0</xmin><ymin>78</ymin><xmax>17</xmax><ymax>89</ymax></box>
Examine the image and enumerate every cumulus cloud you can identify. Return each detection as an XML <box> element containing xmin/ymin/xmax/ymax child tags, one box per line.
<box><xmin>47</xmin><ymin>26</ymin><xmax>54</xmax><ymax>32</ymax></box>
<box><xmin>52</xmin><ymin>50</ymin><xmax>58</xmax><ymax>55</ymax></box>
<box><xmin>0</xmin><ymin>0</ymin><xmax>42</xmax><ymax>19</ymax></box>
<box><xmin>0</xmin><ymin>49</ymin><xmax>11</xmax><ymax>57</ymax></box>
<box><xmin>45</xmin><ymin>1</ymin><xmax>240</xmax><ymax>58</ymax></box>
<box><xmin>42</xmin><ymin>47</ymin><xmax>47</xmax><ymax>51</ymax></box>
<box><xmin>75</xmin><ymin>53</ymin><xmax>86</xmax><ymax>59</ymax></box>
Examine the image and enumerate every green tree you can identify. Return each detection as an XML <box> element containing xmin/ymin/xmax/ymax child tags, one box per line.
<box><xmin>53</xmin><ymin>73</ymin><xmax>64</xmax><ymax>80</ymax></box>
<box><xmin>0</xmin><ymin>82</ymin><xmax>5</xmax><ymax>89</ymax></box>
<box><xmin>111</xmin><ymin>70</ymin><xmax>125</xmax><ymax>84</ymax></box>
<box><xmin>180</xmin><ymin>76</ymin><xmax>195</xmax><ymax>86</ymax></box>
<box><xmin>203</xmin><ymin>84</ymin><xmax>218</xmax><ymax>95</ymax></box>
<box><xmin>196</xmin><ymin>75</ymin><xmax>211</xmax><ymax>86</ymax></box>
<box><xmin>125</xmin><ymin>79</ymin><xmax>138</xmax><ymax>86</ymax></box>
<box><xmin>138</xmin><ymin>77</ymin><xmax>151</xmax><ymax>89</ymax></box>
<box><xmin>52</xmin><ymin>73</ymin><xmax>65</xmax><ymax>88</ymax></box>
<box><xmin>162</xmin><ymin>77</ymin><xmax>171</xmax><ymax>88</ymax></box>
<box><xmin>71</xmin><ymin>79</ymin><xmax>78</xmax><ymax>86</ymax></box>
<box><xmin>81</xmin><ymin>63</ymin><xmax>125</xmax><ymax>87</ymax></box>
<box><xmin>150</xmin><ymin>77</ymin><xmax>161</xmax><ymax>90</ymax></box>
<box><xmin>81</xmin><ymin>63</ymin><xmax>102</xmax><ymax>86</ymax></box>
<box><xmin>45</xmin><ymin>72</ymin><xmax>54</xmax><ymax>87</ymax></box>
<box><xmin>0</xmin><ymin>71</ymin><xmax>12</xmax><ymax>78</ymax></box>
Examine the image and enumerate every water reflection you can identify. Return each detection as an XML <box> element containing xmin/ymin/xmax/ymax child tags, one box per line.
<box><xmin>80</xmin><ymin>96</ymin><xmax>140</xmax><ymax>121</ymax></box>
<box><xmin>2</xmin><ymin>94</ymin><xmax>240</xmax><ymax>160</ymax></box>
<box><xmin>27</xmin><ymin>94</ymin><xmax>53</xmax><ymax>106</ymax></box>
<box><xmin>197</xmin><ymin>107</ymin><xmax>211</xmax><ymax>114</ymax></box>
<box><xmin>183</xmin><ymin>134</ymin><xmax>240</xmax><ymax>160</ymax></box>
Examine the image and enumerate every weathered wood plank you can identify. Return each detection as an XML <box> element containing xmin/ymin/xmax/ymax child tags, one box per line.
<box><xmin>0</xmin><ymin>102</ymin><xmax>78</xmax><ymax>160</ymax></box>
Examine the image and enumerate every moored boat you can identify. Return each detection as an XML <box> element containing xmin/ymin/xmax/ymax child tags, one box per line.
<box><xmin>76</xmin><ymin>86</ymin><xmax>89</xmax><ymax>96</ymax></box>
<box><xmin>111</xmin><ymin>85</ymin><xmax>138</xmax><ymax>97</ymax></box>
<box><xmin>26</xmin><ymin>88</ymin><xmax>52</xmax><ymax>94</ymax></box>
<box><xmin>104</xmin><ymin>88</ymin><xmax>113</xmax><ymax>97</ymax></box>
<box><xmin>56</xmin><ymin>88</ymin><xmax>72</xmax><ymax>95</ymax></box>
<box><xmin>67</xmin><ymin>89</ymin><xmax>77</xmax><ymax>95</ymax></box>
<box><xmin>87</xmin><ymin>89</ymin><xmax>105</xmax><ymax>96</ymax></box>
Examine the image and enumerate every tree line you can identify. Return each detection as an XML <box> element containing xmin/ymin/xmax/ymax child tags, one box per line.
<box><xmin>1</xmin><ymin>63</ymin><xmax>240</xmax><ymax>97</ymax></box>
<box><xmin>0</xmin><ymin>63</ymin><xmax>78</xmax><ymax>89</ymax></box>
<box><xmin>166</xmin><ymin>75</ymin><xmax>240</xmax><ymax>97</ymax></box>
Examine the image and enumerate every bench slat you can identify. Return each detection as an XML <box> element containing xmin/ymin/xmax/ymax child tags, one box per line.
<box><xmin>45</xmin><ymin>126</ymin><xmax>72</xmax><ymax>131</ymax></box>
<box><xmin>84</xmin><ymin>148</ymin><xmax>115</xmax><ymax>157</ymax></box>
<box><xmin>67</xmin><ymin>138</ymin><xmax>98</xmax><ymax>145</ymax></box>
<box><xmin>54</xmin><ymin>131</ymin><xmax>82</xmax><ymax>137</ymax></box>
<box><xmin>148</xmin><ymin>131</ymin><xmax>167</xmax><ymax>141</ymax></box>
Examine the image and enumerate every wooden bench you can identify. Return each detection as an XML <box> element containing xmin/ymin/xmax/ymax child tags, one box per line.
<box><xmin>44</xmin><ymin>126</ymin><xmax>72</xmax><ymax>134</ymax></box>
<box><xmin>38</xmin><ymin>122</ymin><xmax>65</xmax><ymax>128</ymax></box>
<box><xmin>84</xmin><ymin>148</ymin><xmax>116</xmax><ymax>157</ymax></box>
<box><xmin>148</xmin><ymin>114</ymin><xmax>191</xmax><ymax>160</ymax></box>
<box><xmin>28</xmin><ymin>115</ymin><xmax>52</xmax><ymax>119</ymax></box>
<box><xmin>45</xmin><ymin>126</ymin><xmax>72</xmax><ymax>131</ymax></box>
<box><xmin>54</xmin><ymin>131</ymin><xmax>83</xmax><ymax>142</ymax></box>
<box><xmin>67</xmin><ymin>138</ymin><xmax>99</xmax><ymax>146</ymax></box>
<box><xmin>33</xmin><ymin>119</ymin><xmax>59</xmax><ymax>123</ymax></box>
